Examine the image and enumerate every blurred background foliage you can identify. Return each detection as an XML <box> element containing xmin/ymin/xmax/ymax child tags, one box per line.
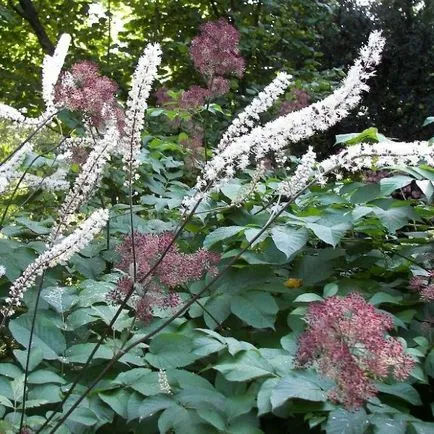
<box><xmin>0</xmin><ymin>0</ymin><xmax>433</xmax><ymax>144</ymax></box>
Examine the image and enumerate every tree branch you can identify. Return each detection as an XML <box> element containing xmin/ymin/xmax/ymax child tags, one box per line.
<box><xmin>10</xmin><ymin>0</ymin><xmax>55</xmax><ymax>54</ymax></box>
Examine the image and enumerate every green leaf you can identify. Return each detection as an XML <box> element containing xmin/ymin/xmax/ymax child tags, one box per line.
<box><xmin>372</xmin><ymin>206</ymin><xmax>417</xmax><ymax>233</ymax></box>
<box><xmin>415</xmin><ymin>180</ymin><xmax>434</xmax><ymax>201</ymax></box>
<box><xmin>270</xmin><ymin>373</ymin><xmax>327</xmax><ymax>409</ymax></box>
<box><xmin>230</xmin><ymin>291</ymin><xmax>278</xmax><ymax>329</ymax></box>
<box><xmin>9</xmin><ymin>314</ymin><xmax>66</xmax><ymax>360</ymax></box>
<box><xmin>0</xmin><ymin>395</ymin><xmax>13</xmax><ymax>408</ymax></box>
<box><xmin>41</xmin><ymin>286</ymin><xmax>78</xmax><ymax>313</ymax></box>
<box><xmin>139</xmin><ymin>395</ymin><xmax>174</xmax><ymax>419</ymax></box>
<box><xmin>323</xmin><ymin>283</ymin><xmax>339</xmax><ymax>298</ymax></box>
<box><xmin>99</xmin><ymin>389</ymin><xmax>129</xmax><ymax>419</ymax></box>
<box><xmin>270</xmin><ymin>227</ymin><xmax>309</xmax><ymax>259</ymax></box>
<box><xmin>146</xmin><ymin>333</ymin><xmax>198</xmax><ymax>369</ymax></box>
<box><xmin>369</xmin><ymin>292</ymin><xmax>402</xmax><ymax>306</ymax></box>
<box><xmin>326</xmin><ymin>408</ymin><xmax>369</xmax><ymax>434</ymax></box>
<box><xmin>225</xmin><ymin>394</ymin><xmax>255</xmax><ymax>422</ymax></box>
<box><xmin>293</xmin><ymin>293</ymin><xmax>324</xmax><ymax>303</ymax></box>
<box><xmin>193</xmin><ymin>336</ymin><xmax>225</xmax><ymax>357</ymax></box>
<box><xmin>335</xmin><ymin>128</ymin><xmax>379</xmax><ymax>146</ymax></box>
<box><xmin>213</xmin><ymin>350</ymin><xmax>273</xmax><ymax>381</ymax></box>
<box><xmin>376</xmin><ymin>383</ymin><xmax>422</xmax><ymax>405</ymax></box>
<box><xmin>350</xmin><ymin>184</ymin><xmax>381</xmax><ymax>204</ymax></box>
<box><xmin>197</xmin><ymin>408</ymin><xmax>226</xmax><ymax>431</ymax></box>
<box><xmin>129</xmin><ymin>372</ymin><xmax>161</xmax><ymax>396</ymax></box>
<box><xmin>176</xmin><ymin>387</ymin><xmax>225</xmax><ymax>411</ymax></box>
<box><xmin>422</xmin><ymin>116</ymin><xmax>434</xmax><ymax>127</ymax></box>
<box><xmin>15</xmin><ymin>217</ymin><xmax>51</xmax><ymax>234</ymax></box>
<box><xmin>369</xmin><ymin>414</ymin><xmax>407</xmax><ymax>434</ymax></box>
<box><xmin>379</xmin><ymin>176</ymin><xmax>412</xmax><ymax>196</ymax></box>
<box><xmin>27</xmin><ymin>369</ymin><xmax>66</xmax><ymax>384</ymax></box>
<box><xmin>257</xmin><ymin>378</ymin><xmax>279</xmax><ymax>416</ymax></box>
<box><xmin>203</xmin><ymin>226</ymin><xmax>245</xmax><ymax>248</ymax></box>
<box><xmin>411</xmin><ymin>421</ymin><xmax>434</xmax><ymax>434</ymax></box>
<box><xmin>306</xmin><ymin>222</ymin><xmax>351</xmax><ymax>247</ymax></box>
<box><xmin>0</xmin><ymin>363</ymin><xmax>22</xmax><ymax>379</ymax></box>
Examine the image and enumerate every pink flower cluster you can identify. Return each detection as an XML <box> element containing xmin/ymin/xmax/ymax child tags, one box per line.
<box><xmin>295</xmin><ymin>294</ymin><xmax>415</xmax><ymax>409</ymax></box>
<box><xmin>409</xmin><ymin>271</ymin><xmax>434</xmax><ymax>302</ymax></box>
<box><xmin>279</xmin><ymin>89</ymin><xmax>310</xmax><ymax>115</ymax></box>
<box><xmin>108</xmin><ymin>232</ymin><xmax>220</xmax><ymax>322</ymax></box>
<box><xmin>177</xmin><ymin>19</ymin><xmax>245</xmax><ymax>110</ymax></box>
<box><xmin>55</xmin><ymin>61</ymin><xmax>125</xmax><ymax>130</ymax></box>
<box><xmin>190</xmin><ymin>18</ymin><xmax>245</xmax><ymax>80</ymax></box>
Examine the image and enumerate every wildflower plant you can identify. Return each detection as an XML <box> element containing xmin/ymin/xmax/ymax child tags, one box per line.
<box><xmin>0</xmin><ymin>17</ymin><xmax>433</xmax><ymax>434</ymax></box>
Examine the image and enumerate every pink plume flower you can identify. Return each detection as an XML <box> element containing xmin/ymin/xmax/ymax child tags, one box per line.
<box><xmin>409</xmin><ymin>271</ymin><xmax>434</xmax><ymax>302</ymax></box>
<box><xmin>180</xmin><ymin>86</ymin><xmax>211</xmax><ymax>109</ymax></box>
<box><xmin>190</xmin><ymin>18</ymin><xmax>245</xmax><ymax>80</ymax></box>
<box><xmin>110</xmin><ymin>232</ymin><xmax>220</xmax><ymax>323</ymax></box>
<box><xmin>295</xmin><ymin>293</ymin><xmax>415</xmax><ymax>409</ymax></box>
<box><xmin>54</xmin><ymin>61</ymin><xmax>125</xmax><ymax>131</ymax></box>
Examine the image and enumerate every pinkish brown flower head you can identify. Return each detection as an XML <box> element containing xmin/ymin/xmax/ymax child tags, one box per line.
<box><xmin>180</xmin><ymin>86</ymin><xmax>211</xmax><ymax>110</ymax></box>
<box><xmin>111</xmin><ymin>232</ymin><xmax>220</xmax><ymax>322</ymax></box>
<box><xmin>190</xmin><ymin>19</ymin><xmax>245</xmax><ymax>80</ymax></box>
<box><xmin>295</xmin><ymin>293</ymin><xmax>415</xmax><ymax>409</ymax></box>
<box><xmin>409</xmin><ymin>271</ymin><xmax>434</xmax><ymax>302</ymax></box>
<box><xmin>55</xmin><ymin>61</ymin><xmax>125</xmax><ymax>131</ymax></box>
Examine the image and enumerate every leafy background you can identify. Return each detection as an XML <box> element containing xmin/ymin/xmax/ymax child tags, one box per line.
<box><xmin>0</xmin><ymin>0</ymin><xmax>434</xmax><ymax>433</ymax></box>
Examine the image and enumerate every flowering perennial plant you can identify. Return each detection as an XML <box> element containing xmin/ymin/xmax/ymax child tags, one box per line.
<box><xmin>409</xmin><ymin>271</ymin><xmax>434</xmax><ymax>302</ymax></box>
<box><xmin>1</xmin><ymin>208</ymin><xmax>109</xmax><ymax>320</ymax></box>
<box><xmin>50</xmin><ymin>122</ymin><xmax>120</xmax><ymax>242</ymax></box>
<box><xmin>121</xmin><ymin>43</ymin><xmax>162</xmax><ymax>172</ymax></box>
<box><xmin>182</xmin><ymin>31</ymin><xmax>386</xmax><ymax>211</ymax></box>
<box><xmin>190</xmin><ymin>18</ymin><xmax>245</xmax><ymax>81</ymax></box>
<box><xmin>295</xmin><ymin>294</ymin><xmax>415</xmax><ymax>409</ymax></box>
<box><xmin>54</xmin><ymin>60</ymin><xmax>124</xmax><ymax>130</ymax></box>
<box><xmin>108</xmin><ymin>232</ymin><xmax>220</xmax><ymax>322</ymax></box>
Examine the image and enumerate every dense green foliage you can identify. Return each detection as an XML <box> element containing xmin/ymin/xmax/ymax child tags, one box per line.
<box><xmin>0</xmin><ymin>1</ymin><xmax>434</xmax><ymax>433</ymax></box>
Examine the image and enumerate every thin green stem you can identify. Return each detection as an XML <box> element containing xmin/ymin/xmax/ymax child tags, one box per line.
<box><xmin>18</xmin><ymin>272</ymin><xmax>45</xmax><ymax>432</ymax></box>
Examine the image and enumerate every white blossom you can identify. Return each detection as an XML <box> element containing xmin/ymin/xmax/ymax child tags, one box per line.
<box><xmin>0</xmin><ymin>265</ymin><xmax>5</xmax><ymax>278</ymax></box>
<box><xmin>51</xmin><ymin>122</ymin><xmax>119</xmax><ymax>241</ymax></box>
<box><xmin>1</xmin><ymin>208</ymin><xmax>109</xmax><ymax>319</ymax></box>
<box><xmin>158</xmin><ymin>369</ymin><xmax>172</xmax><ymax>394</ymax></box>
<box><xmin>122</xmin><ymin>43</ymin><xmax>162</xmax><ymax>172</ymax></box>
<box><xmin>0</xmin><ymin>142</ymin><xmax>33</xmax><ymax>194</ymax></box>
<box><xmin>217</xmin><ymin>72</ymin><xmax>292</xmax><ymax>152</ymax></box>
<box><xmin>0</xmin><ymin>34</ymin><xmax>71</xmax><ymax>128</ymax></box>
<box><xmin>277</xmin><ymin>147</ymin><xmax>317</xmax><ymax>196</ymax></box>
<box><xmin>18</xmin><ymin>168</ymin><xmax>70</xmax><ymax>192</ymax></box>
<box><xmin>183</xmin><ymin>31</ymin><xmax>386</xmax><ymax>210</ymax></box>
<box><xmin>42</xmin><ymin>34</ymin><xmax>72</xmax><ymax>110</ymax></box>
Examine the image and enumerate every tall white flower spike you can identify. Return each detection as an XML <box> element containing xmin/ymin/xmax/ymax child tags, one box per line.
<box><xmin>122</xmin><ymin>43</ymin><xmax>162</xmax><ymax>172</ymax></box>
<box><xmin>182</xmin><ymin>31</ymin><xmax>386</xmax><ymax>211</ymax></box>
<box><xmin>1</xmin><ymin>208</ymin><xmax>109</xmax><ymax>319</ymax></box>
